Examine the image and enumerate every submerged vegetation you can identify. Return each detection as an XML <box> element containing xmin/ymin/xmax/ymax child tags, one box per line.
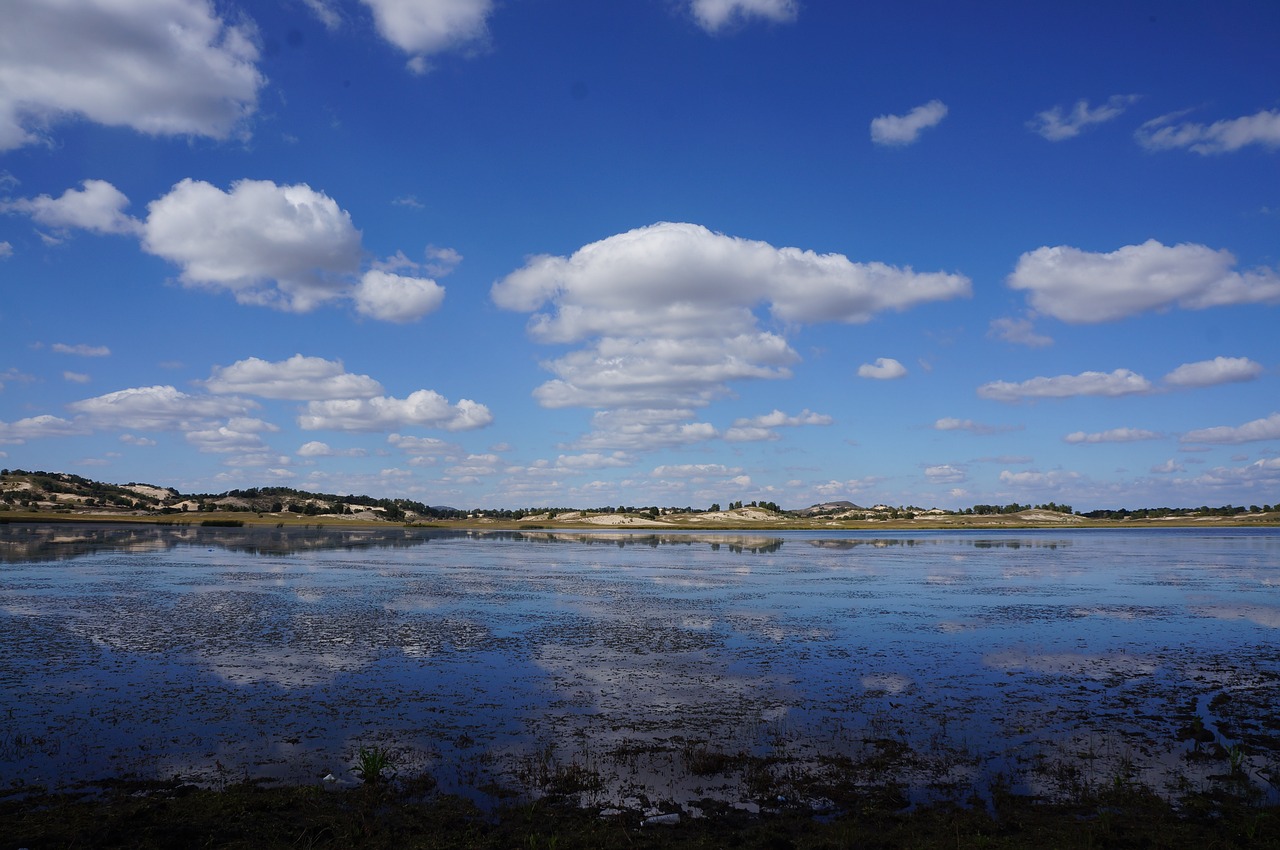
<box><xmin>4</xmin><ymin>760</ymin><xmax>1279</xmax><ymax>849</ymax></box>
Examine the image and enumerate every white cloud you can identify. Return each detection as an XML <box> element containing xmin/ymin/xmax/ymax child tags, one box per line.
<box><xmin>997</xmin><ymin>469</ymin><xmax>1081</xmax><ymax>488</ymax></box>
<box><xmin>493</xmin><ymin>221</ymin><xmax>968</xmax><ymax>424</ymax></box>
<box><xmin>424</xmin><ymin>245</ymin><xmax>463</xmax><ymax>276</ymax></box>
<box><xmin>987</xmin><ymin>315</ymin><xmax>1053</xmax><ymax>347</ymax></box>
<box><xmin>1028</xmin><ymin>95</ymin><xmax>1139</xmax><ymax>141</ymax></box>
<box><xmin>69</xmin><ymin>385</ymin><xmax>257</xmax><ymax>430</ymax></box>
<box><xmin>0</xmin><ymin>368</ymin><xmax>35</xmax><ymax>391</ymax></box>
<box><xmin>857</xmin><ymin>357</ymin><xmax>907</xmax><ymax>380</ymax></box>
<box><xmin>1151</xmin><ymin>459</ymin><xmax>1184</xmax><ymax>474</ymax></box>
<box><xmin>186</xmin><ymin>419</ymin><xmax>277</xmax><ymax>453</ymax></box>
<box><xmin>18</xmin><ymin>178</ymin><xmax>448</xmax><ymax>322</ymax></box>
<box><xmin>978</xmin><ymin>369</ymin><xmax>1152</xmax><ymax>402</ymax></box>
<box><xmin>52</xmin><ymin>342</ymin><xmax>110</xmax><ymax>357</ymax></box>
<box><xmin>3</xmin><ymin>180</ymin><xmax>141</xmax><ymax>235</ymax></box>
<box><xmin>354</xmin><ymin>269</ymin><xmax>445</xmax><ymax>323</ymax></box>
<box><xmin>0</xmin><ymin>0</ymin><xmax>263</xmax><ymax>151</ymax></box>
<box><xmin>119</xmin><ymin>434</ymin><xmax>156</xmax><ymax>446</ymax></box>
<box><xmin>0</xmin><ymin>241</ymin><xmax>11</xmax><ymax>258</ymax></box>
<box><xmin>651</xmin><ymin>463</ymin><xmax>742</xmax><ymax>479</ymax></box>
<box><xmin>143</xmin><ymin>178</ymin><xmax>363</xmax><ymax>313</ymax></box>
<box><xmin>0</xmin><ymin>414</ymin><xmax>90</xmax><ymax>444</ymax></box>
<box><xmin>1007</xmin><ymin>239</ymin><xmax>1280</xmax><ymax>323</ymax></box>
<box><xmin>933</xmin><ymin>418</ymin><xmax>1019</xmax><ymax>435</ymax></box>
<box><xmin>552</xmin><ymin>452</ymin><xmax>632</xmax><ymax>471</ymax></box>
<box><xmin>725</xmin><ymin>408</ymin><xmax>832</xmax><ymax>441</ymax></box>
<box><xmin>299</xmin><ymin>391</ymin><xmax>492</xmax><ymax>432</ymax></box>
<box><xmin>297</xmin><ymin>440</ymin><xmax>367</xmax><ymax>458</ymax></box>
<box><xmin>1182</xmin><ymin>412</ymin><xmax>1280</xmax><ymax>445</ymax></box>
<box><xmin>359</xmin><ymin>0</ymin><xmax>493</xmax><ymax>73</ymax></box>
<box><xmin>925</xmin><ymin>464</ymin><xmax>966</xmax><ymax>484</ymax></box>
<box><xmin>1137</xmin><ymin>108</ymin><xmax>1280</xmax><ymax>155</ymax></box>
<box><xmin>532</xmin><ymin>333</ymin><xmax>797</xmax><ymax>411</ymax></box>
<box><xmin>870</xmin><ymin>100</ymin><xmax>948</xmax><ymax>146</ymax></box>
<box><xmin>205</xmin><ymin>355</ymin><xmax>384</xmax><ymax>400</ymax></box>
<box><xmin>574</xmin><ymin>408</ymin><xmax>718</xmax><ymax>451</ymax></box>
<box><xmin>388</xmin><ymin>433</ymin><xmax>453</xmax><ymax>455</ymax></box>
<box><xmin>1162</xmin><ymin>356</ymin><xmax>1263</xmax><ymax>388</ymax></box>
<box><xmin>690</xmin><ymin>0</ymin><xmax>797</xmax><ymax>33</ymax></box>
<box><xmin>1064</xmin><ymin>427</ymin><xmax>1163</xmax><ymax>444</ymax></box>
<box><xmin>62</xmin><ymin>371</ymin><xmax>90</xmax><ymax>383</ymax></box>
<box><xmin>301</xmin><ymin>0</ymin><xmax>342</xmax><ymax>30</ymax></box>
<box><xmin>446</xmin><ymin>453</ymin><xmax>503</xmax><ymax>478</ymax></box>
<box><xmin>297</xmin><ymin>441</ymin><xmax>333</xmax><ymax>457</ymax></box>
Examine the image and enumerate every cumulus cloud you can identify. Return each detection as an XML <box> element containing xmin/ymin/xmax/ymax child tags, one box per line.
<box><xmin>2</xmin><ymin>180</ymin><xmax>141</xmax><ymax>235</ymax></box>
<box><xmin>978</xmin><ymin>369</ymin><xmax>1152</xmax><ymax>402</ymax></box>
<box><xmin>354</xmin><ymin>269</ymin><xmax>445</xmax><ymax>322</ymax></box>
<box><xmin>1064</xmin><ymin>427</ymin><xmax>1163</xmax><ymax>444</ymax></box>
<box><xmin>1181</xmin><ymin>412</ymin><xmax>1280</xmax><ymax>445</ymax></box>
<box><xmin>574</xmin><ymin>408</ymin><xmax>718</xmax><ymax>451</ymax></box>
<box><xmin>870</xmin><ymin>100</ymin><xmax>948</xmax><ymax>146</ymax></box>
<box><xmin>997</xmin><ymin>469</ymin><xmax>1080</xmax><ymax>488</ymax></box>
<box><xmin>299</xmin><ymin>391</ymin><xmax>492</xmax><ymax>432</ymax></box>
<box><xmin>12</xmin><ymin>178</ymin><xmax>452</xmax><ymax>322</ymax></box>
<box><xmin>1137</xmin><ymin>108</ymin><xmax>1280</xmax><ymax>155</ymax></box>
<box><xmin>987</xmin><ymin>315</ymin><xmax>1053</xmax><ymax>347</ymax></box>
<box><xmin>725</xmin><ymin>408</ymin><xmax>832</xmax><ymax>442</ymax></box>
<box><xmin>1192</xmin><ymin>458</ymin><xmax>1280</xmax><ymax>492</ymax></box>
<box><xmin>493</xmin><ymin>221</ymin><xmax>968</xmax><ymax>427</ymax></box>
<box><xmin>185</xmin><ymin>418</ymin><xmax>277</xmax><ymax>453</ymax></box>
<box><xmin>857</xmin><ymin>357</ymin><xmax>907</xmax><ymax>380</ymax></box>
<box><xmin>552</xmin><ymin>452</ymin><xmax>632</xmax><ymax>471</ymax></box>
<box><xmin>387</xmin><ymin>433</ymin><xmax>453</xmax><ymax>455</ymax></box>
<box><xmin>1028</xmin><ymin>95</ymin><xmax>1140</xmax><ymax>141</ymax></box>
<box><xmin>143</xmin><ymin>178</ymin><xmax>363</xmax><ymax>312</ymax></box>
<box><xmin>69</xmin><ymin>385</ymin><xmax>257</xmax><ymax>430</ymax></box>
<box><xmin>52</xmin><ymin>342</ymin><xmax>110</xmax><ymax>357</ymax></box>
<box><xmin>924</xmin><ymin>464</ymin><xmax>966</xmax><ymax>484</ymax></box>
<box><xmin>1151</xmin><ymin>459</ymin><xmax>1184</xmax><ymax>474</ymax></box>
<box><xmin>0</xmin><ymin>414</ymin><xmax>90</xmax><ymax>444</ymax></box>
<box><xmin>1007</xmin><ymin>240</ymin><xmax>1280</xmax><ymax>323</ymax></box>
<box><xmin>690</xmin><ymin>0</ymin><xmax>797</xmax><ymax>33</ymax></box>
<box><xmin>1163</xmin><ymin>356</ymin><xmax>1263</xmax><ymax>388</ymax></box>
<box><xmin>359</xmin><ymin>0</ymin><xmax>493</xmax><ymax>73</ymax></box>
<box><xmin>63</xmin><ymin>371</ymin><xmax>90</xmax><ymax>383</ymax></box>
<box><xmin>0</xmin><ymin>241</ymin><xmax>11</xmax><ymax>258</ymax></box>
<box><xmin>0</xmin><ymin>0</ymin><xmax>263</xmax><ymax>151</ymax></box>
<box><xmin>205</xmin><ymin>355</ymin><xmax>383</xmax><ymax>400</ymax></box>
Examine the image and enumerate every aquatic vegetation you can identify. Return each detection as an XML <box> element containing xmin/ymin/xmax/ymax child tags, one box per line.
<box><xmin>352</xmin><ymin>745</ymin><xmax>395</xmax><ymax>784</ymax></box>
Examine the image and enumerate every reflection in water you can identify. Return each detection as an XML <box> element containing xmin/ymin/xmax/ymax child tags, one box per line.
<box><xmin>0</xmin><ymin>522</ymin><xmax>1078</xmax><ymax>564</ymax></box>
<box><xmin>0</xmin><ymin>523</ymin><xmax>1277</xmax><ymax>810</ymax></box>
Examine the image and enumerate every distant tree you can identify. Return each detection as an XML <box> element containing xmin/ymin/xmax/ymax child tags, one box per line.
<box><xmin>709</xmin><ymin>503</ymin><xmax>720</xmax><ymax>512</ymax></box>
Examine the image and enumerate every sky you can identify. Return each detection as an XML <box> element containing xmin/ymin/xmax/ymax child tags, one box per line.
<box><xmin>1</xmin><ymin>0</ymin><xmax>1279</xmax><ymax>512</ymax></box>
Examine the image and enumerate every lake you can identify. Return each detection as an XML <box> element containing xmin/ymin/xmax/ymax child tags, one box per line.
<box><xmin>2</xmin><ymin>523</ymin><xmax>1277</xmax><ymax>813</ymax></box>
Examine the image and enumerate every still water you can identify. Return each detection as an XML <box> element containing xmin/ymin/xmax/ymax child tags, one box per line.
<box><xmin>1</xmin><ymin>523</ymin><xmax>1277</xmax><ymax>810</ymax></box>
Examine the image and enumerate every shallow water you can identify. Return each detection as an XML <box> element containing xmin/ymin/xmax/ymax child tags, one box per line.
<box><xmin>2</xmin><ymin>524</ymin><xmax>1278</xmax><ymax>811</ymax></box>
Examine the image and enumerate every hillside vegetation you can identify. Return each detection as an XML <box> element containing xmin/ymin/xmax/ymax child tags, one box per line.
<box><xmin>1</xmin><ymin>468</ymin><xmax>1276</xmax><ymax>529</ymax></box>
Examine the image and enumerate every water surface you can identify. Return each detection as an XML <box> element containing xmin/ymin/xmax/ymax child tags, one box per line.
<box><xmin>2</xmin><ymin>524</ymin><xmax>1277</xmax><ymax>810</ymax></box>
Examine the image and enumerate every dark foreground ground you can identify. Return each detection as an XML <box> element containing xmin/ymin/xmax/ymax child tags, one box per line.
<box><xmin>5</xmin><ymin>777</ymin><xmax>1279</xmax><ymax>850</ymax></box>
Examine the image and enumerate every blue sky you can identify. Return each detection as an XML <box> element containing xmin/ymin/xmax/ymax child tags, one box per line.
<box><xmin>2</xmin><ymin>0</ymin><xmax>1279</xmax><ymax>511</ymax></box>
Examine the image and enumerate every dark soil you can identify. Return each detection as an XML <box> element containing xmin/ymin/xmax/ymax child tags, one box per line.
<box><xmin>4</xmin><ymin>777</ymin><xmax>1279</xmax><ymax>849</ymax></box>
